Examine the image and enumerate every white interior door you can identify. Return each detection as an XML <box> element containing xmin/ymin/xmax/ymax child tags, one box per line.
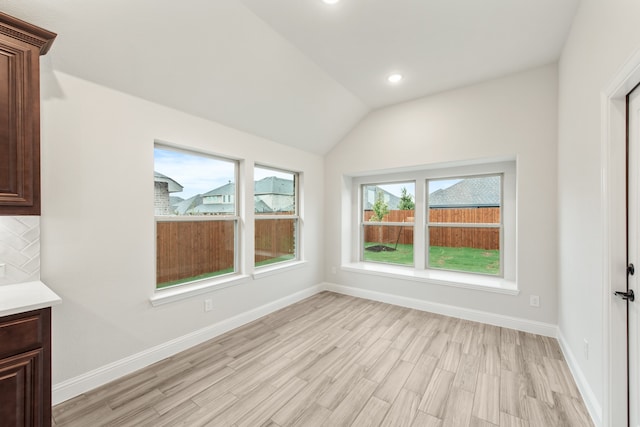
<box><xmin>626</xmin><ymin>87</ymin><xmax>640</xmax><ymax>427</ymax></box>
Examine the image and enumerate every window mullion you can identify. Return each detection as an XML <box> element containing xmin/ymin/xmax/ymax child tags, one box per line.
<box><xmin>414</xmin><ymin>179</ymin><xmax>426</xmax><ymax>270</ymax></box>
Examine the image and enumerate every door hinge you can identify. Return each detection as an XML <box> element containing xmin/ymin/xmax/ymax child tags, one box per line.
<box><xmin>614</xmin><ymin>289</ymin><xmax>635</xmax><ymax>301</ymax></box>
<box><xmin>629</xmin><ymin>263</ymin><xmax>635</xmax><ymax>275</ymax></box>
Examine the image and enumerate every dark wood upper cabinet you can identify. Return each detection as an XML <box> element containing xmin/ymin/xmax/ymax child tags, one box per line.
<box><xmin>0</xmin><ymin>12</ymin><xmax>55</xmax><ymax>215</ymax></box>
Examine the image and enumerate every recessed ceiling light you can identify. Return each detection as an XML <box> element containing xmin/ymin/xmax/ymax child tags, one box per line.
<box><xmin>323</xmin><ymin>0</ymin><xmax>340</xmax><ymax>4</ymax></box>
<box><xmin>387</xmin><ymin>73</ymin><xmax>403</xmax><ymax>84</ymax></box>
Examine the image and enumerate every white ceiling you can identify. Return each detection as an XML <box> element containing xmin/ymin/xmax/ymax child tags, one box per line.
<box><xmin>1</xmin><ymin>0</ymin><xmax>579</xmax><ymax>154</ymax></box>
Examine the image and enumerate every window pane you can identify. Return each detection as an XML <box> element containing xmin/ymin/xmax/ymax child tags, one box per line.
<box><xmin>154</xmin><ymin>147</ymin><xmax>236</xmax><ymax>216</ymax></box>
<box><xmin>255</xmin><ymin>218</ymin><xmax>296</xmax><ymax>266</ymax></box>
<box><xmin>363</xmin><ymin>224</ymin><xmax>414</xmax><ymax>266</ymax></box>
<box><xmin>254</xmin><ymin>166</ymin><xmax>298</xmax><ymax>268</ymax></box>
<box><xmin>428</xmin><ymin>226</ymin><xmax>500</xmax><ymax>275</ymax></box>
<box><xmin>362</xmin><ymin>182</ymin><xmax>415</xmax><ymax>265</ymax></box>
<box><xmin>428</xmin><ymin>176</ymin><xmax>500</xmax><ymax>223</ymax></box>
<box><xmin>154</xmin><ymin>145</ymin><xmax>238</xmax><ymax>289</ymax></box>
<box><xmin>363</xmin><ymin>182</ymin><xmax>415</xmax><ymax>222</ymax></box>
<box><xmin>156</xmin><ymin>220</ymin><xmax>235</xmax><ymax>288</ymax></box>
<box><xmin>254</xmin><ymin>166</ymin><xmax>295</xmax><ymax>214</ymax></box>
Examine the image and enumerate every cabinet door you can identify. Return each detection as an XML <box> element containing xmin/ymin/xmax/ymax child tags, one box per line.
<box><xmin>0</xmin><ymin>348</ymin><xmax>44</xmax><ymax>427</ymax></box>
<box><xmin>0</xmin><ymin>13</ymin><xmax>56</xmax><ymax>215</ymax></box>
<box><xmin>0</xmin><ymin>37</ymin><xmax>39</xmax><ymax>215</ymax></box>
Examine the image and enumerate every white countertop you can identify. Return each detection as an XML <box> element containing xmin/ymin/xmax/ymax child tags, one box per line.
<box><xmin>0</xmin><ymin>280</ymin><xmax>62</xmax><ymax>317</ymax></box>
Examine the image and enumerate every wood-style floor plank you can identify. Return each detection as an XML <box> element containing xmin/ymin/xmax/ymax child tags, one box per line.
<box><xmin>418</xmin><ymin>368</ymin><xmax>455</xmax><ymax>417</ymax></box>
<box><xmin>350</xmin><ymin>396</ymin><xmax>390</xmax><ymax>427</ymax></box>
<box><xmin>379</xmin><ymin>388</ymin><xmax>420</xmax><ymax>427</ymax></box>
<box><xmin>472</xmin><ymin>372</ymin><xmax>500</xmax><ymax>425</ymax></box>
<box><xmin>411</xmin><ymin>410</ymin><xmax>443</xmax><ymax>427</ymax></box>
<box><xmin>442</xmin><ymin>387</ymin><xmax>474</xmax><ymax>427</ymax></box>
<box><xmin>52</xmin><ymin>292</ymin><xmax>594</xmax><ymax>427</ymax></box>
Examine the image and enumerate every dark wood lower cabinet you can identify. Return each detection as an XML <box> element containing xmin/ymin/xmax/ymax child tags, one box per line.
<box><xmin>0</xmin><ymin>308</ymin><xmax>52</xmax><ymax>427</ymax></box>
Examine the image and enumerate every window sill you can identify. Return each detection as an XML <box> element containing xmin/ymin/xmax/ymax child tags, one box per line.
<box><xmin>252</xmin><ymin>260</ymin><xmax>308</xmax><ymax>279</ymax></box>
<box><xmin>150</xmin><ymin>274</ymin><xmax>251</xmax><ymax>307</ymax></box>
<box><xmin>341</xmin><ymin>262</ymin><xmax>519</xmax><ymax>295</ymax></box>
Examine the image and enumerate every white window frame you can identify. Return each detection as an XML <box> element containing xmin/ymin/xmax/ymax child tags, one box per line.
<box><xmin>151</xmin><ymin>143</ymin><xmax>248</xmax><ymax>306</ymax></box>
<box><xmin>254</xmin><ymin>165</ymin><xmax>301</xmax><ymax>270</ymax></box>
<box><xmin>360</xmin><ymin>181</ymin><xmax>416</xmax><ymax>266</ymax></box>
<box><xmin>347</xmin><ymin>160</ymin><xmax>517</xmax><ymax>294</ymax></box>
<box><xmin>426</xmin><ymin>173</ymin><xmax>504</xmax><ymax>277</ymax></box>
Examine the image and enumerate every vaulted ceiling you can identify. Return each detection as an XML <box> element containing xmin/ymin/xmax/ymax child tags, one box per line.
<box><xmin>1</xmin><ymin>0</ymin><xmax>580</xmax><ymax>154</ymax></box>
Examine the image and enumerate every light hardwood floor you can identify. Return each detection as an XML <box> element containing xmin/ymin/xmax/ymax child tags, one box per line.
<box><xmin>52</xmin><ymin>292</ymin><xmax>594</xmax><ymax>427</ymax></box>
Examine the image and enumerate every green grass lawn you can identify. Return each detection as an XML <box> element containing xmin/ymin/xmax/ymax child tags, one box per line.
<box><xmin>364</xmin><ymin>243</ymin><xmax>500</xmax><ymax>275</ymax></box>
<box><xmin>429</xmin><ymin>246</ymin><xmax>500</xmax><ymax>275</ymax></box>
<box><xmin>364</xmin><ymin>243</ymin><xmax>415</xmax><ymax>265</ymax></box>
<box><xmin>157</xmin><ymin>254</ymin><xmax>296</xmax><ymax>289</ymax></box>
<box><xmin>157</xmin><ymin>268</ymin><xmax>234</xmax><ymax>289</ymax></box>
<box><xmin>255</xmin><ymin>254</ymin><xmax>296</xmax><ymax>267</ymax></box>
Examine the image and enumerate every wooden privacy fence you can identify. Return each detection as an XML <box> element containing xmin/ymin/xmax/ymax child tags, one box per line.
<box><xmin>255</xmin><ymin>218</ymin><xmax>295</xmax><ymax>263</ymax></box>
<box><xmin>363</xmin><ymin>210</ymin><xmax>416</xmax><ymax>246</ymax></box>
<box><xmin>364</xmin><ymin>208</ymin><xmax>500</xmax><ymax>250</ymax></box>
<box><xmin>157</xmin><ymin>220</ymin><xmax>235</xmax><ymax>285</ymax></box>
<box><xmin>428</xmin><ymin>226</ymin><xmax>499</xmax><ymax>250</ymax></box>
<box><xmin>157</xmin><ymin>218</ymin><xmax>297</xmax><ymax>284</ymax></box>
<box><xmin>428</xmin><ymin>207</ymin><xmax>500</xmax><ymax>224</ymax></box>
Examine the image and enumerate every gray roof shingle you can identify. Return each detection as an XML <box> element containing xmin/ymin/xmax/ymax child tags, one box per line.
<box><xmin>154</xmin><ymin>171</ymin><xmax>184</xmax><ymax>193</ymax></box>
<box><xmin>429</xmin><ymin>176</ymin><xmax>500</xmax><ymax>207</ymax></box>
<box><xmin>254</xmin><ymin>176</ymin><xmax>294</xmax><ymax>196</ymax></box>
<box><xmin>202</xmin><ymin>176</ymin><xmax>294</xmax><ymax>197</ymax></box>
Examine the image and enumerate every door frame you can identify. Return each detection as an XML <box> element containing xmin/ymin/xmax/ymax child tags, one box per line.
<box><xmin>602</xmin><ymin>48</ymin><xmax>640</xmax><ymax>427</ymax></box>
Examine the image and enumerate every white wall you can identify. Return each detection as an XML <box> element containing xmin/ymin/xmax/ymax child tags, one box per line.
<box><xmin>39</xmin><ymin>70</ymin><xmax>324</xmax><ymax>386</ymax></box>
<box><xmin>558</xmin><ymin>0</ymin><xmax>640</xmax><ymax>423</ymax></box>
<box><xmin>325</xmin><ymin>65</ymin><xmax>559</xmax><ymax>323</ymax></box>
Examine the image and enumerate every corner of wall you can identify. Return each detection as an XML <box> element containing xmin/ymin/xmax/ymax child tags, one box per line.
<box><xmin>557</xmin><ymin>328</ymin><xmax>603</xmax><ymax>427</ymax></box>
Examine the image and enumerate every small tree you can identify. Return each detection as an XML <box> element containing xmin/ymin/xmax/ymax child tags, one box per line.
<box><xmin>398</xmin><ymin>187</ymin><xmax>415</xmax><ymax>210</ymax></box>
<box><xmin>370</xmin><ymin>189</ymin><xmax>389</xmax><ymax>221</ymax></box>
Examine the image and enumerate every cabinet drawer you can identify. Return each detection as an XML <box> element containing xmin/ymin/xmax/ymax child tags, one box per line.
<box><xmin>0</xmin><ymin>312</ymin><xmax>42</xmax><ymax>358</ymax></box>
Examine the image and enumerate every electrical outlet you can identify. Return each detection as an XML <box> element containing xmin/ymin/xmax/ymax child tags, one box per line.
<box><xmin>204</xmin><ymin>299</ymin><xmax>213</xmax><ymax>312</ymax></box>
<box><xmin>584</xmin><ymin>339</ymin><xmax>589</xmax><ymax>360</ymax></box>
<box><xmin>529</xmin><ymin>295</ymin><xmax>540</xmax><ymax>307</ymax></box>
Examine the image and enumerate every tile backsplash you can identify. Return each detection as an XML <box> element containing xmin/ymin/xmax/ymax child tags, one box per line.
<box><xmin>0</xmin><ymin>216</ymin><xmax>40</xmax><ymax>285</ymax></box>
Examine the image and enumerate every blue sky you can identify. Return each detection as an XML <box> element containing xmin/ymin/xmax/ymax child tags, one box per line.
<box><xmin>155</xmin><ymin>147</ymin><xmax>459</xmax><ymax>200</ymax></box>
<box><xmin>155</xmin><ymin>148</ymin><xmax>295</xmax><ymax>199</ymax></box>
<box><xmin>154</xmin><ymin>148</ymin><xmax>235</xmax><ymax>199</ymax></box>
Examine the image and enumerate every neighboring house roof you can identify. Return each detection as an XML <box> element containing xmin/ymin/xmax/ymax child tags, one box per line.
<box><xmin>254</xmin><ymin>176</ymin><xmax>294</xmax><ymax>196</ymax></box>
<box><xmin>173</xmin><ymin>195</ymin><xmax>203</xmax><ymax>215</ymax></box>
<box><xmin>203</xmin><ymin>182</ymin><xmax>235</xmax><ymax>197</ymax></box>
<box><xmin>202</xmin><ymin>177</ymin><xmax>294</xmax><ymax>197</ymax></box>
<box><xmin>169</xmin><ymin>176</ymin><xmax>295</xmax><ymax>215</ymax></box>
<box><xmin>169</xmin><ymin>196</ymin><xmax>184</xmax><ymax>205</ymax></box>
<box><xmin>429</xmin><ymin>176</ymin><xmax>500</xmax><ymax>207</ymax></box>
<box><xmin>363</xmin><ymin>186</ymin><xmax>402</xmax><ymax>210</ymax></box>
<box><xmin>154</xmin><ymin>171</ymin><xmax>184</xmax><ymax>193</ymax></box>
<box><xmin>254</xmin><ymin>199</ymin><xmax>272</xmax><ymax>213</ymax></box>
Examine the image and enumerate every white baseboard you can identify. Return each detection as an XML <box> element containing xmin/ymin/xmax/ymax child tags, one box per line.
<box><xmin>557</xmin><ymin>329</ymin><xmax>602</xmax><ymax>427</ymax></box>
<box><xmin>324</xmin><ymin>282</ymin><xmax>558</xmax><ymax>337</ymax></box>
<box><xmin>52</xmin><ymin>281</ymin><xmax>576</xmax><ymax>408</ymax></box>
<box><xmin>52</xmin><ymin>284</ymin><xmax>324</xmax><ymax>405</ymax></box>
